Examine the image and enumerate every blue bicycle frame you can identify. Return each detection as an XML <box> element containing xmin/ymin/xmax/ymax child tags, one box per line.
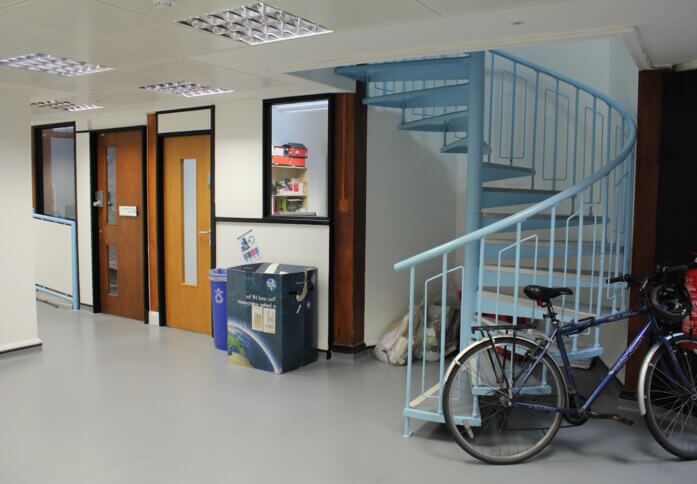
<box><xmin>510</xmin><ymin>306</ymin><xmax>695</xmax><ymax>415</ymax></box>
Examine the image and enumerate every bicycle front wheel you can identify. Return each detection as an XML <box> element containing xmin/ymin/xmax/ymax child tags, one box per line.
<box><xmin>643</xmin><ymin>336</ymin><xmax>697</xmax><ymax>459</ymax></box>
<box><xmin>443</xmin><ymin>336</ymin><xmax>567</xmax><ymax>464</ymax></box>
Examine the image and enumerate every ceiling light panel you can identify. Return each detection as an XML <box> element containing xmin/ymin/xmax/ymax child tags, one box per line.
<box><xmin>178</xmin><ymin>2</ymin><xmax>332</xmax><ymax>46</ymax></box>
<box><xmin>31</xmin><ymin>100</ymin><xmax>103</xmax><ymax>112</ymax></box>
<box><xmin>0</xmin><ymin>53</ymin><xmax>112</xmax><ymax>77</ymax></box>
<box><xmin>140</xmin><ymin>81</ymin><xmax>233</xmax><ymax>97</ymax></box>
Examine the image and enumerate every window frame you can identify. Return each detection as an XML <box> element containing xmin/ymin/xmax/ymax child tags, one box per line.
<box><xmin>262</xmin><ymin>94</ymin><xmax>335</xmax><ymax>225</ymax></box>
<box><xmin>32</xmin><ymin>121</ymin><xmax>78</xmax><ymax>221</ymax></box>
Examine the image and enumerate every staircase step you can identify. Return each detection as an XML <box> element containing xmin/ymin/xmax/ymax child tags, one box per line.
<box><xmin>399</xmin><ymin>109</ymin><xmax>469</xmax><ymax>132</ymax></box>
<box><xmin>482</xmin><ymin>211</ymin><xmax>608</xmax><ymax>231</ymax></box>
<box><xmin>335</xmin><ymin>55</ymin><xmax>470</xmax><ymax>83</ymax></box>
<box><xmin>440</xmin><ymin>136</ymin><xmax>492</xmax><ymax>155</ymax></box>
<box><xmin>363</xmin><ymin>83</ymin><xmax>469</xmax><ymax>109</ymax></box>
<box><xmin>481</xmin><ymin>163</ymin><xmax>535</xmax><ymax>183</ymax></box>
<box><xmin>482</xmin><ymin>265</ymin><xmax>594</xmax><ymax>288</ymax></box>
<box><xmin>478</xmin><ymin>290</ymin><xmax>594</xmax><ymax>323</ymax></box>
<box><xmin>482</xmin><ymin>187</ymin><xmax>559</xmax><ymax>209</ymax></box>
<box><xmin>482</xmin><ymin>239</ymin><xmax>598</xmax><ymax>260</ymax></box>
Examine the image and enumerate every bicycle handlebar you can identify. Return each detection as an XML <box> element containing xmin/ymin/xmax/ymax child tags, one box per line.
<box><xmin>606</xmin><ymin>265</ymin><xmax>689</xmax><ymax>286</ymax></box>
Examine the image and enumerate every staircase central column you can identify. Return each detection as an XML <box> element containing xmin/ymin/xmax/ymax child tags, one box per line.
<box><xmin>460</xmin><ymin>51</ymin><xmax>486</xmax><ymax>349</ymax></box>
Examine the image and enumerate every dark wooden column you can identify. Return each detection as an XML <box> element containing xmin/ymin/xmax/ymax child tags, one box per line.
<box><xmin>624</xmin><ymin>70</ymin><xmax>667</xmax><ymax>393</ymax></box>
<box><xmin>332</xmin><ymin>83</ymin><xmax>368</xmax><ymax>353</ymax></box>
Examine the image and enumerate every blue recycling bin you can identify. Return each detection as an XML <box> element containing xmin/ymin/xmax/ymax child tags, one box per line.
<box><xmin>209</xmin><ymin>268</ymin><xmax>228</xmax><ymax>351</ymax></box>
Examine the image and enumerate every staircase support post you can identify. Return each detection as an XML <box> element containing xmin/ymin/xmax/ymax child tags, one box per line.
<box><xmin>460</xmin><ymin>51</ymin><xmax>486</xmax><ymax>350</ymax></box>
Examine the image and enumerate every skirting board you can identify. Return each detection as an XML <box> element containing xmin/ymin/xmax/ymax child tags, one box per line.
<box><xmin>148</xmin><ymin>311</ymin><xmax>160</xmax><ymax>326</ymax></box>
<box><xmin>0</xmin><ymin>338</ymin><xmax>43</xmax><ymax>355</ymax></box>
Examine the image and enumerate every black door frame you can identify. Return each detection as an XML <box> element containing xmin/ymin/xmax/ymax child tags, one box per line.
<box><xmin>155</xmin><ymin>106</ymin><xmax>216</xmax><ymax>328</ymax></box>
<box><xmin>89</xmin><ymin>126</ymin><xmax>149</xmax><ymax>323</ymax></box>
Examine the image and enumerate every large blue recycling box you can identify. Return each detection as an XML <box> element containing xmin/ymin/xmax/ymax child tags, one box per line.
<box><xmin>227</xmin><ymin>263</ymin><xmax>318</xmax><ymax>374</ymax></box>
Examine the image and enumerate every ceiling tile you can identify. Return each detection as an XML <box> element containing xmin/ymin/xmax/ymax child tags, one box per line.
<box><xmin>2</xmin><ymin>0</ymin><xmax>161</xmax><ymax>39</ymax></box>
<box><xmin>414</xmin><ymin>0</ymin><xmax>564</xmax><ymax>16</ymax></box>
<box><xmin>101</xmin><ymin>0</ymin><xmax>438</xmax><ymax>32</ymax></box>
<box><xmin>29</xmin><ymin>59</ymin><xmax>285</xmax><ymax>96</ymax></box>
<box><xmin>103</xmin><ymin>23</ymin><xmax>242</xmax><ymax>59</ymax></box>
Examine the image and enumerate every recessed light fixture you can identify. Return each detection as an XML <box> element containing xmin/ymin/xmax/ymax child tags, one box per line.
<box><xmin>0</xmin><ymin>53</ymin><xmax>112</xmax><ymax>77</ymax></box>
<box><xmin>178</xmin><ymin>2</ymin><xmax>332</xmax><ymax>46</ymax></box>
<box><xmin>31</xmin><ymin>100</ymin><xmax>103</xmax><ymax>112</ymax></box>
<box><xmin>140</xmin><ymin>81</ymin><xmax>233</xmax><ymax>97</ymax></box>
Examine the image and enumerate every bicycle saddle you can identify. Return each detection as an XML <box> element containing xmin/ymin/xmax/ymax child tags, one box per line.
<box><xmin>523</xmin><ymin>285</ymin><xmax>573</xmax><ymax>302</ymax></box>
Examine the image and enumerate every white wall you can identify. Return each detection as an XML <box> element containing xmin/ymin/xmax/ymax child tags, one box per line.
<box><xmin>0</xmin><ymin>88</ymin><xmax>40</xmax><ymax>353</ymax></box>
<box><xmin>216</xmin><ymin>99</ymin><xmax>264</xmax><ymax>218</ymax></box>
<box><xmin>364</xmin><ymin>107</ymin><xmax>460</xmax><ymax>345</ymax></box>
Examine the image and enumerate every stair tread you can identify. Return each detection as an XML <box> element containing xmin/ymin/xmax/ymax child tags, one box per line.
<box><xmin>483</xmin><ymin>187</ymin><xmax>559</xmax><ymax>194</ymax></box>
<box><xmin>364</xmin><ymin>83</ymin><xmax>469</xmax><ymax>109</ymax></box>
<box><xmin>399</xmin><ymin>109</ymin><xmax>469</xmax><ymax>132</ymax></box>
<box><xmin>440</xmin><ymin>136</ymin><xmax>492</xmax><ymax>155</ymax></box>
<box><xmin>483</xmin><ymin>264</ymin><xmax>594</xmax><ymax>280</ymax></box>
<box><xmin>335</xmin><ymin>55</ymin><xmax>470</xmax><ymax>83</ymax></box>
<box><xmin>482</xmin><ymin>210</ymin><xmax>605</xmax><ymax>221</ymax></box>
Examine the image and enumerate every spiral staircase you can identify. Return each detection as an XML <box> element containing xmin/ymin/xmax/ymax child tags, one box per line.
<box><xmin>336</xmin><ymin>50</ymin><xmax>636</xmax><ymax>435</ymax></box>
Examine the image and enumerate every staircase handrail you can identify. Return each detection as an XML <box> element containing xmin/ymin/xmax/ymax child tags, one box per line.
<box><xmin>394</xmin><ymin>49</ymin><xmax>636</xmax><ymax>273</ymax></box>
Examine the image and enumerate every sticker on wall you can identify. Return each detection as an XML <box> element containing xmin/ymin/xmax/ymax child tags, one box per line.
<box><xmin>237</xmin><ymin>229</ymin><xmax>261</xmax><ymax>262</ymax></box>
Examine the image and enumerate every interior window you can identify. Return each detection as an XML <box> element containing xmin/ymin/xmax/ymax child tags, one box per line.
<box><xmin>267</xmin><ymin>98</ymin><xmax>329</xmax><ymax>219</ymax></box>
<box><xmin>34</xmin><ymin>124</ymin><xmax>76</xmax><ymax>220</ymax></box>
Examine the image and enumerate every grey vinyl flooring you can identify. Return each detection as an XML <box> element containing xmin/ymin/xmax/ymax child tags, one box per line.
<box><xmin>0</xmin><ymin>302</ymin><xmax>695</xmax><ymax>484</ymax></box>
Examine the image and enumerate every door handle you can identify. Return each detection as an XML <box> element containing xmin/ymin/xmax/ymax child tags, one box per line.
<box><xmin>199</xmin><ymin>229</ymin><xmax>211</xmax><ymax>246</ymax></box>
<box><xmin>93</xmin><ymin>191</ymin><xmax>104</xmax><ymax>208</ymax></box>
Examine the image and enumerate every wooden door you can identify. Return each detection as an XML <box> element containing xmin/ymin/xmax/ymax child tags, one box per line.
<box><xmin>97</xmin><ymin>130</ymin><xmax>145</xmax><ymax>320</ymax></box>
<box><xmin>163</xmin><ymin>135</ymin><xmax>212</xmax><ymax>334</ymax></box>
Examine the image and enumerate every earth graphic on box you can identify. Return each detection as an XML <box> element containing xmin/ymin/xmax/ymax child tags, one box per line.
<box><xmin>227</xmin><ymin>322</ymin><xmax>279</xmax><ymax>373</ymax></box>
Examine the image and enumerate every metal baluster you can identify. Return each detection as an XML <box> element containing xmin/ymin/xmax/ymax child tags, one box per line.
<box><xmin>573</xmin><ymin>192</ymin><xmax>585</xmax><ymax>353</ymax></box>
<box><xmin>513</xmin><ymin>223</ymin><xmax>522</xmax><ymax>326</ymax></box>
<box><xmin>438</xmin><ymin>254</ymin><xmax>448</xmax><ymax>414</ymax></box>
<box><xmin>552</xmin><ymin>79</ymin><xmax>561</xmax><ymax>191</ymax></box>
<box><xmin>509</xmin><ymin>62</ymin><xmax>518</xmax><ymax>165</ymax></box>
<box><xmin>571</xmin><ymin>88</ymin><xmax>580</xmax><ymax>212</ymax></box>
<box><xmin>404</xmin><ymin>267</ymin><xmax>415</xmax><ymax>438</ymax></box>
<box><xmin>547</xmin><ymin>205</ymin><xmax>557</xmax><ymax>337</ymax></box>
<box><xmin>531</xmin><ymin>71</ymin><xmax>540</xmax><ymax>190</ymax></box>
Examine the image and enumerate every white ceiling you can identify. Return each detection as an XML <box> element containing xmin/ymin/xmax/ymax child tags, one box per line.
<box><xmin>0</xmin><ymin>0</ymin><xmax>694</xmax><ymax>120</ymax></box>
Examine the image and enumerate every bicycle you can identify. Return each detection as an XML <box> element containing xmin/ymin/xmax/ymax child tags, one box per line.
<box><xmin>442</xmin><ymin>265</ymin><xmax>697</xmax><ymax>464</ymax></box>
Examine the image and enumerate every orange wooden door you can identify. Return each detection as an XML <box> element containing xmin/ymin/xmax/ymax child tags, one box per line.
<box><xmin>97</xmin><ymin>130</ymin><xmax>145</xmax><ymax>320</ymax></box>
<box><xmin>163</xmin><ymin>135</ymin><xmax>212</xmax><ymax>334</ymax></box>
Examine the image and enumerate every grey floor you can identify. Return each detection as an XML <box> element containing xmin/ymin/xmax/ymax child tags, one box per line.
<box><xmin>1</xmin><ymin>303</ymin><xmax>695</xmax><ymax>484</ymax></box>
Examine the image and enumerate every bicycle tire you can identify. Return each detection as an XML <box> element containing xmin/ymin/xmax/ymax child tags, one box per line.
<box><xmin>443</xmin><ymin>336</ymin><xmax>567</xmax><ymax>464</ymax></box>
<box><xmin>643</xmin><ymin>335</ymin><xmax>697</xmax><ymax>460</ymax></box>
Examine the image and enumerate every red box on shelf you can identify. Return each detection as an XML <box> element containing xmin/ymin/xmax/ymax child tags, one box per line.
<box><xmin>272</xmin><ymin>143</ymin><xmax>308</xmax><ymax>159</ymax></box>
<box><xmin>272</xmin><ymin>155</ymin><xmax>306</xmax><ymax>167</ymax></box>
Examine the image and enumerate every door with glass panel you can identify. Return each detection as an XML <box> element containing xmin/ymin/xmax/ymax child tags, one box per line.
<box><xmin>96</xmin><ymin>130</ymin><xmax>145</xmax><ymax>320</ymax></box>
<box><xmin>163</xmin><ymin>135</ymin><xmax>212</xmax><ymax>334</ymax></box>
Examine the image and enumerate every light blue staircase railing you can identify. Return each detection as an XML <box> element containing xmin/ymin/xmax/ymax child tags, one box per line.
<box><xmin>336</xmin><ymin>48</ymin><xmax>636</xmax><ymax>436</ymax></box>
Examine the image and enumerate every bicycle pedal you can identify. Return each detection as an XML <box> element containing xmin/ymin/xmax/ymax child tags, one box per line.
<box><xmin>588</xmin><ymin>412</ymin><xmax>634</xmax><ymax>426</ymax></box>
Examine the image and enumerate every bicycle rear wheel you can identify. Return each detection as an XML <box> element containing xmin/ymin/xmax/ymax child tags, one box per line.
<box><xmin>643</xmin><ymin>336</ymin><xmax>697</xmax><ymax>459</ymax></box>
<box><xmin>443</xmin><ymin>336</ymin><xmax>566</xmax><ymax>464</ymax></box>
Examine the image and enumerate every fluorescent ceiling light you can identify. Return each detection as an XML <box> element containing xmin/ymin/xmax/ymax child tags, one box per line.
<box><xmin>140</xmin><ymin>81</ymin><xmax>233</xmax><ymax>97</ymax></box>
<box><xmin>178</xmin><ymin>2</ymin><xmax>332</xmax><ymax>46</ymax></box>
<box><xmin>31</xmin><ymin>100</ymin><xmax>103</xmax><ymax>112</ymax></box>
<box><xmin>0</xmin><ymin>53</ymin><xmax>112</xmax><ymax>77</ymax></box>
